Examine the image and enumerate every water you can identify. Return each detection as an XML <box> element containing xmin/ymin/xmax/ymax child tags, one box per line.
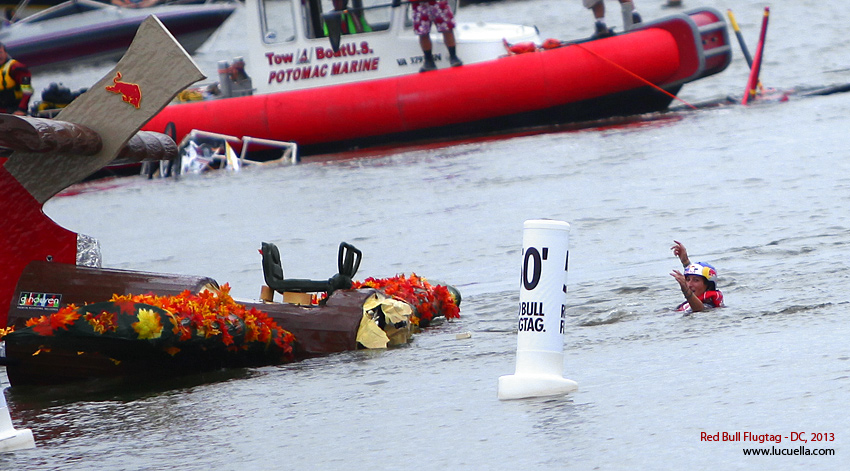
<box><xmin>3</xmin><ymin>0</ymin><xmax>849</xmax><ymax>469</ymax></box>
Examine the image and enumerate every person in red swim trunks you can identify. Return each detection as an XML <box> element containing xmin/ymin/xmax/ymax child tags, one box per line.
<box><xmin>670</xmin><ymin>240</ymin><xmax>724</xmax><ymax>312</ymax></box>
<box><xmin>412</xmin><ymin>0</ymin><xmax>462</xmax><ymax>72</ymax></box>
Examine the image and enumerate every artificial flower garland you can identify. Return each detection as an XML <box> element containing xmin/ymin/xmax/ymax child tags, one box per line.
<box><xmin>111</xmin><ymin>284</ymin><xmax>294</xmax><ymax>351</ymax></box>
<box><xmin>2</xmin><ymin>284</ymin><xmax>295</xmax><ymax>357</ymax></box>
<box><xmin>0</xmin><ymin>277</ymin><xmax>461</xmax><ymax>345</ymax></box>
<box><xmin>352</xmin><ymin>273</ymin><xmax>460</xmax><ymax>326</ymax></box>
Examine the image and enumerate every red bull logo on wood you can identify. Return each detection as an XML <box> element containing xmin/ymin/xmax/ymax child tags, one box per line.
<box><xmin>105</xmin><ymin>71</ymin><xmax>142</xmax><ymax>108</ymax></box>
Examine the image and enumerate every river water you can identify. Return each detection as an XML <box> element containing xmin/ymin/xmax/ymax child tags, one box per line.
<box><xmin>2</xmin><ymin>0</ymin><xmax>849</xmax><ymax>469</ymax></box>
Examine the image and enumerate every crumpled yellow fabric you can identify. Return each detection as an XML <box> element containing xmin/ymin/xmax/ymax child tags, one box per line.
<box><xmin>356</xmin><ymin>292</ymin><xmax>413</xmax><ymax>349</ymax></box>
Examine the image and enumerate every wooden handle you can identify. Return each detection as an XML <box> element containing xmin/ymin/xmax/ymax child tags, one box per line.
<box><xmin>0</xmin><ymin>115</ymin><xmax>101</xmax><ymax>155</ymax></box>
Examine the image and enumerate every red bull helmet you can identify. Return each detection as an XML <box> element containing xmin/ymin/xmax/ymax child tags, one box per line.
<box><xmin>684</xmin><ymin>262</ymin><xmax>718</xmax><ymax>284</ymax></box>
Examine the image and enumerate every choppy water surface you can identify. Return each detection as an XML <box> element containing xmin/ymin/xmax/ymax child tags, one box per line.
<box><xmin>3</xmin><ymin>0</ymin><xmax>849</xmax><ymax>469</ymax></box>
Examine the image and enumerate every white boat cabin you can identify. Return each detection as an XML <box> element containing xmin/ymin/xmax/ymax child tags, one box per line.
<box><xmin>229</xmin><ymin>0</ymin><xmax>540</xmax><ymax>95</ymax></box>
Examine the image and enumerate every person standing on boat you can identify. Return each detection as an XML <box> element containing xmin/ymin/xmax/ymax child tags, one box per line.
<box><xmin>323</xmin><ymin>0</ymin><xmax>371</xmax><ymax>35</ymax></box>
<box><xmin>670</xmin><ymin>240</ymin><xmax>724</xmax><ymax>313</ymax></box>
<box><xmin>0</xmin><ymin>42</ymin><xmax>33</xmax><ymax>116</ymax></box>
<box><xmin>584</xmin><ymin>0</ymin><xmax>642</xmax><ymax>39</ymax></box>
<box><xmin>412</xmin><ymin>0</ymin><xmax>462</xmax><ymax>72</ymax></box>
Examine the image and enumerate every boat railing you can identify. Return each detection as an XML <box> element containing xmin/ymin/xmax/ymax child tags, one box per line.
<box><xmin>180</xmin><ymin>129</ymin><xmax>298</xmax><ymax>164</ymax></box>
<box><xmin>240</xmin><ymin>135</ymin><xmax>299</xmax><ymax>164</ymax></box>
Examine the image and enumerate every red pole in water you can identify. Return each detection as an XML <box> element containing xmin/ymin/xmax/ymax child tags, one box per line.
<box><xmin>742</xmin><ymin>7</ymin><xmax>770</xmax><ymax>105</ymax></box>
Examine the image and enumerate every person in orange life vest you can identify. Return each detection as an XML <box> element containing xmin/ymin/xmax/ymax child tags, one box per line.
<box><xmin>412</xmin><ymin>0</ymin><xmax>462</xmax><ymax>72</ymax></box>
<box><xmin>0</xmin><ymin>42</ymin><xmax>33</xmax><ymax>116</ymax></box>
<box><xmin>670</xmin><ymin>240</ymin><xmax>724</xmax><ymax>312</ymax></box>
<box><xmin>584</xmin><ymin>0</ymin><xmax>642</xmax><ymax>39</ymax></box>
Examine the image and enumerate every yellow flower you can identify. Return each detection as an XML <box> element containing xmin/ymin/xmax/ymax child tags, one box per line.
<box><xmin>0</xmin><ymin>326</ymin><xmax>14</xmax><ymax>340</ymax></box>
<box><xmin>133</xmin><ymin>308</ymin><xmax>164</xmax><ymax>340</ymax></box>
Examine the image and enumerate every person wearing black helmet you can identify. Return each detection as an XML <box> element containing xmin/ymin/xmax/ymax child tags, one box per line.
<box><xmin>670</xmin><ymin>240</ymin><xmax>724</xmax><ymax>312</ymax></box>
<box><xmin>0</xmin><ymin>41</ymin><xmax>33</xmax><ymax>116</ymax></box>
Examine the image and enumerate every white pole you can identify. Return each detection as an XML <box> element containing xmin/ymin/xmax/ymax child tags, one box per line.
<box><xmin>0</xmin><ymin>388</ymin><xmax>35</xmax><ymax>452</ymax></box>
<box><xmin>498</xmin><ymin>219</ymin><xmax>578</xmax><ymax>400</ymax></box>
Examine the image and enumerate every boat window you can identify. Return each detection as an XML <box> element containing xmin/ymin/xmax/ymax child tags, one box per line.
<box><xmin>299</xmin><ymin>0</ymin><xmax>320</xmax><ymax>39</ymax></box>
<box><xmin>360</xmin><ymin>0</ymin><xmax>392</xmax><ymax>31</ymax></box>
<box><xmin>260</xmin><ymin>0</ymin><xmax>297</xmax><ymax>44</ymax></box>
<box><xmin>311</xmin><ymin>0</ymin><xmax>392</xmax><ymax>38</ymax></box>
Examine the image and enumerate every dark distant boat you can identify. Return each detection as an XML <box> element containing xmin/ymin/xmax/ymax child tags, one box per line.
<box><xmin>1</xmin><ymin>0</ymin><xmax>216</xmax><ymax>20</ymax></box>
<box><xmin>0</xmin><ymin>0</ymin><xmax>237</xmax><ymax>71</ymax></box>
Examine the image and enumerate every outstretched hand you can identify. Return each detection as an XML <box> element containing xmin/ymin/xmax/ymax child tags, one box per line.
<box><xmin>670</xmin><ymin>269</ymin><xmax>687</xmax><ymax>290</ymax></box>
<box><xmin>671</xmin><ymin>240</ymin><xmax>690</xmax><ymax>267</ymax></box>
<box><xmin>671</xmin><ymin>269</ymin><xmax>704</xmax><ymax>311</ymax></box>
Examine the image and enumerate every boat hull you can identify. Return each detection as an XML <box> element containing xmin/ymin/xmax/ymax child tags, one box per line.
<box><xmin>144</xmin><ymin>9</ymin><xmax>731</xmax><ymax>155</ymax></box>
<box><xmin>1</xmin><ymin>261</ymin><xmax>372</xmax><ymax>386</ymax></box>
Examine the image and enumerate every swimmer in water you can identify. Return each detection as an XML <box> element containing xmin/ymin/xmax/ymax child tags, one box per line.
<box><xmin>670</xmin><ymin>240</ymin><xmax>724</xmax><ymax>312</ymax></box>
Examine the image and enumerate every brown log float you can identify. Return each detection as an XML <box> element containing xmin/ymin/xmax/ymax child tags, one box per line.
<box><xmin>3</xmin><ymin>261</ymin><xmax>372</xmax><ymax>385</ymax></box>
<box><xmin>113</xmin><ymin>131</ymin><xmax>179</xmax><ymax>165</ymax></box>
<box><xmin>0</xmin><ymin>115</ymin><xmax>102</xmax><ymax>155</ymax></box>
<box><xmin>0</xmin><ymin>115</ymin><xmax>177</xmax><ymax>165</ymax></box>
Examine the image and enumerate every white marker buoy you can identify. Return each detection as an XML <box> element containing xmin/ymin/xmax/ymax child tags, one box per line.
<box><xmin>0</xmin><ymin>388</ymin><xmax>35</xmax><ymax>452</ymax></box>
<box><xmin>498</xmin><ymin>219</ymin><xmax>578</xmax><ymax>400</ymax></box>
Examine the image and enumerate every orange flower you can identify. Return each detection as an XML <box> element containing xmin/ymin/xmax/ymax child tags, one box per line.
<box><xmin>25</xmin><ymin>305</ymin><xmax>81</xmax><ymax>336</ymax></box>
<box><xmin>0</xmin><ymin>326</ymin><xmax>14</xmax><ymax>340</ymax></box>
<box><xmin>165</xmin><ymin>311</ymin><xmax>193</xmax><ymax>341</ymax></box>
<box><xmin>51</xmin><ymin>307</ymin><xmax>81</xmax><ymax>329</ymax></box>
<box><xmin>352</xmin><ymin>274</ymin><xmax>461</xmax><ymax>325</ymax></box>
<box><xmin>85</xmin><ymin>310</ymin><xmax>118</xmax><ymax>334</ymax></box>
<box><xmin>112</xmin><ymin>297</ymin><xmax>138</xmax><ymax>316</ymax></box>
<box><xmin>25</xmin><ymin>315</ymin><xmax>47</xmax><ymax>328</ymax></box>
<box><xmin>433</xmin><ymin>285</ymin><xmax>460</xmax><ymax>319</ymax></box>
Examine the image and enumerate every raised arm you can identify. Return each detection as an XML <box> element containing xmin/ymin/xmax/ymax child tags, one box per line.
<box><xmin>670</xmin><ymin>269</ymin><xmax>705</xmax><ymax>312</ymax></box>
<box><xmin>671</xmin><ymin>240</ymin><xmax>691</xmax><ymax>268</ymax></box>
